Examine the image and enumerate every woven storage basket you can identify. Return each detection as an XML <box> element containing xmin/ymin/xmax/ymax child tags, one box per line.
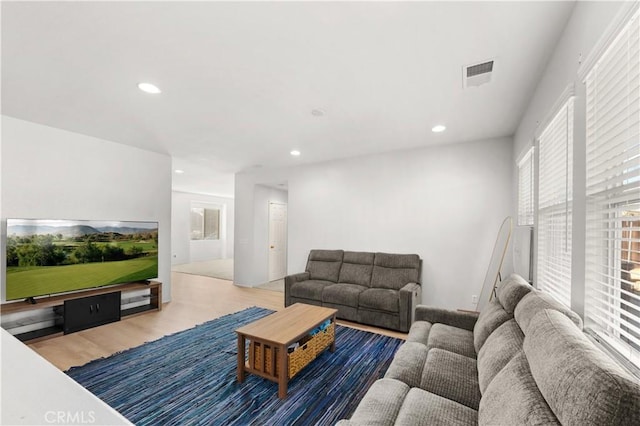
<box><xmin>252</xmin><ymin>322</ymin><xmax>335</xmax><ymax>378</ymax></box>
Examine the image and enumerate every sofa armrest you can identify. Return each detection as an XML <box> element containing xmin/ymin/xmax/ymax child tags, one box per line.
<box><xmin>414</xmin><ymin>305</ymin><xmax>479</xmax><ymax>331</ymax></box>
<box><xmin>399</xmin><ymin>282</ymin><xmax>421</xmax><ymax>333</ymax></box>
<box><xmin>284</xmin><ymin>272</ymin><xmax>310</xmax><ymax>307</ymax></box>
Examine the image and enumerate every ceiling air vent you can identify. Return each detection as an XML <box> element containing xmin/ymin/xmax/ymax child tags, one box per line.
<box><xmin>463</xmin><ymin>60</ymin><xmax>494</xmax><ymax>88</ymax></box>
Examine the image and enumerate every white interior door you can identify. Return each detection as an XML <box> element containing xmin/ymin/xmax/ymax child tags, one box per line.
<box><xmin>268</xmin><ymin>202</ymin><xmax>288</xmax><ymax>281</ymax></box>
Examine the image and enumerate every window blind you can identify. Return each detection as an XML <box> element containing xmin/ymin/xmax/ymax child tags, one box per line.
<box><xmin>584</xmin><ymin>8</ymin><xmax>640</xmax><ymax>366</ymax></box>
<box><xmin>518</xmin><ymin>147</ymin><xmax>535</xmax><ymax>226</ymax></box>
<box><xmin>537</xmin><ymin>98</ymin><xmax>574</xmax><ymax>307</ymax></box>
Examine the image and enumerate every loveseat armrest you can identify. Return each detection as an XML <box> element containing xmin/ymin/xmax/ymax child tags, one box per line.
<box><xmin>399</xmin><ymin>282</ymin><xmax>421</xmax><ymax>332</ymax></box>
<box><xmin>284</xmin><ymin>272</ymin><xmax>310</xmax><ymax>307</ymax></box>
<box><xmin>414</xmin><ymin>305</ymin><xmax>479</xmax><ymax>331</ymax></box>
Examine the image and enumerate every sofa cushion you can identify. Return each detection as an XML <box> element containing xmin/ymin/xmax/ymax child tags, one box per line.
<box><xmin>289</xmin><ymin>279</ymin><xmax>334</xmax><ymax>300</ymax></box>
<box><xmin>344</xmin><ymin>378</ymin><xmax>409</xmax><ymax>426</ymax></box>
<box><xmin>322</xmin><ymin>283</ymin><xmax>367</xmax><ymax>306</ymax></box>
<box><xmin>395</xmin><ymin>388</ymin><xmax>478</xmax><ymax>426</ymax></box>
<box><xmin>306</xmin><ymin>249</ymin><xmax>344</xmax><ymax>282</ymax></box>
<box><xmin>308</xmin><ymin>249</ymin><xmax>344</xmax><ymax>262</ymax></box>
<box><xmin>525</xmin><ymin>309</ymin><xmax>640</xmax><ymax>426</ymax></box>
<box><xmin>385</xmin><ymin>342</ymin><xmax>429</xmax><ymax>388</ymax></box>
<box><xmin>359</xmin><ymin>288</ymin><xmax>399</xmax><ymax>313</ymax></box>
<box><xmin>476</xmin><ymin>319</ymin><xmax>524</xmax><ymax>394</ymax></box>
<box><xmin>478</xmin><ymin>351</ymin><xmax>560</xmax><ymax>425</ymax></box>
<box><xmin>323</xmin><ymin>302</ymin><xmax>358</xmax><ymax>322</ymax></box>
<box><xmin>371</xmin><ymin>253</ymin><xmax>420</xmax><ymax>290</ymax></box>
<box><xmin>406</xmin><ymin>321</ymin><xmax>432</xmax><ymax>346</ymax></box>
<box><xmin>358</xmin><ymin>309</ymin><xmax>401</xmax><ymax>332</ymax></box>
<box><xmin>415</xmin><ymin>306</ymin><xmax>478</xmax><ymax>331</ymax></box>
<box><xmin>427</xmin><ymin>324</ymin><xmax>476</xmax><ymax>359</ymax></box>
<box><xmin>496</xmin><ymin>274</ymin><xmax>533</xmax><ymax>314</ymax></box>
<box><xmin>339</xmin><ymin>251</ymin><xmax>375</xmax><ymax>286</ymax></box>
<box><xmin>420</xmin><ymin>348</ymin><xmax>481</xmax><ymax>410</ymax></box>
<box><xmin>473</xmin><ymin>299</ymin><xmax>511</xmax><ymax>353</ymax></box>
<box><xmin>514</xmin><ymin>290</ymin><xmax>583</xmax><ymax>335</ymax></box>
<box><xmin>289</xmin><ymin>297</ymin><xmax>323</xmax><ymax>308</ymax></box>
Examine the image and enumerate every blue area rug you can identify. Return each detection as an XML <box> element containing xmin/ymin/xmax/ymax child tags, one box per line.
<box><xmin>66</xmin><ymin>307</ymin><xmax>403</xmax><ymax>425</ymax></box>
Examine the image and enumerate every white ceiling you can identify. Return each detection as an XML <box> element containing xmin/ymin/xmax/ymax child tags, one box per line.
<box><xmin>1</xmin><ymin>1</ymin><xmax>575</xmax><ymax>195</ymax></box>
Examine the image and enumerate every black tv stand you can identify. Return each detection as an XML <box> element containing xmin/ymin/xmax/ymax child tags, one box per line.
<box><xmin>25</xmin><ymin>297</ymin><xmax>37</xmax><ymax>305</ymax></box>
<box><xmin>64</xmin><ymin>292</ymin><xmax>121</xmax><ymax>333</ymax></box>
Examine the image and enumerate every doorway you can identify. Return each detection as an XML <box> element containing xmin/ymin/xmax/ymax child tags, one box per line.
<box><xmin>268</xmin><ymin>202</ymin><xmax>288</xmax><ymax>281</ymax></box>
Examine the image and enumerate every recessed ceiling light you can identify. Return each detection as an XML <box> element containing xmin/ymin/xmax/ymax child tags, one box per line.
<box><xmin>311</xmin><ymin>109</ymin><xmax>325</xmax><ymax>117</ymax></box>
<box><xmin>138</xmin><ymin>82</ymin><xmax>162</xmax><ymax>94</ymax></box>
<box><xmin>290</xmin><ymin>150</ymin><xmax>301</xmax><ymax>156</ymax></box>
<box><xmin>432</xmin><ymin>125</ymin><xmax>446</xmax><ymax>133</ymax></box>
<box><xmin>174</xmin><ymin>169</ymin><xmax>185</xmax><ymax>174</ymax></box>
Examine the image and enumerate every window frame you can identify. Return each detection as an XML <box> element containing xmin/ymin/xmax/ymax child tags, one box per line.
<box><xmin>190</xmin><ymin>205</ymin><xmax>221</xmax><ymax>241</ymax></box>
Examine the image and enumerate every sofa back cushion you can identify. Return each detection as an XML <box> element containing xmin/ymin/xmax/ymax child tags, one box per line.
<box><xmin>370</xmin><ymin>253</ymin><xmax>420</xmax><ymax>290</ymax></box>
<box><xmin>514</xmin><ymin>290</ymin><xmax>583</xmax><ymax>335</ymax></box>
<box><xmin>476</xmin><ymin>319</ymin><xmax>524</xmax><ymax>394</ymax></box>
<box><xmin>339</xmin><ymin>251</ymin><xmax>375</xmax><ymax>286</ymax></box>
<box><xmin>473</xmin><ymin>299</ymin><xmax>511</xmax><ymax>353</ymax></box>
<box><xmin>524</xmin><ymin>309</ymin><xmax>640</xmax><ymax>426</ymax></box>
<box><xmin>497</xmin><ymin>274</ymin><xmax>533</xmax><ymax>314</ymax></box>
<box><xmin>478</xmin><ymin>351</ymin><xmax>560</xmax><ymax>426</ymax></box>
<box><xmin>306</xmin><ymin>249</ymin><xmax>344</xmax><ymax>282</ymax></box>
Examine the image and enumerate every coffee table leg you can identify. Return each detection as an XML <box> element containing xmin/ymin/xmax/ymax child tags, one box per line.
<box><xmin>330</xmin><ymin>315</ymin><xmax>336</xmax><ymax>352</ymax></box>
<box><xmin>278</xmin><ymin>344</ymin><xmax>287</xmax><ymax>399</ymax></box>
<box><xmin>237</xmin><ymin>334</ymin><xmax>245</xmax><ymax>383</ymax></box>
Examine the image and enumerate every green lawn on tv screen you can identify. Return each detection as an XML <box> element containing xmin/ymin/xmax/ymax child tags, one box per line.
<box><xmin>6</xmin><ymin>256</ymin><xmax>158</xmax><ymax>300</ymax></box>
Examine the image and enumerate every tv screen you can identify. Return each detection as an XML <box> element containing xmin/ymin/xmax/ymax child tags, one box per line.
<box><xmin>5</xmin><ymin>219</ymin><xmax>158</xmax><ymax>301</ymax></box>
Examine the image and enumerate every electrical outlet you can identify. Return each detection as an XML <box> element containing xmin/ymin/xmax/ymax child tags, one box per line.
<box><xmin>471</xmin><ymin>295</ymin><xmax>479</xmax><ymax>304</ymax></box>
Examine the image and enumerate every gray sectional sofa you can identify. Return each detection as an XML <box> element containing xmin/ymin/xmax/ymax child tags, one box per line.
<box><xmin>285</xmin><ymin>250</ymin><xmax>421</xmax><ymax>332</ymax></box>
<box><xmin>337</xmin><ymin>274</ymin><xmax>640</xmax><ymax>425</ymax></box>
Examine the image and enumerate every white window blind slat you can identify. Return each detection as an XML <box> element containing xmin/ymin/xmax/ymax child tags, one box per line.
<box><xmin>586</xmin><ymin>175</ymin><xmax>639</xmax><ymax>199</ymax></box>
<box><xmin>517</xmin><ymin>147</ymin><xmax>535</xmax><ymax>226</ymax></box>
<box><xmin>587</xmin><ymin>161</ymin><xmax>640</xmax><ymax>189</ymax></box>
<box><xmin>537</xmin><ymin>97</ymin><xmax>574</xmax><ymax>307</ymax></box>
<box><xmin>584</xmin><ymin>8</ymin><xmax>640</xmax><ymax>368</ymax></box>
<box><xmin>587</xmin><ymin>139</ymin><xmax>639</xmax><ymax>171</ymax></box>
<box><xmin>587</xmin><ymin>306</ymin><xmax>640</xmax><ymax>348</ymax></box>
<box><xmin>588</xmin><ymin>277</ymin><xmax>640</xmax><ymax>304</ymax></box>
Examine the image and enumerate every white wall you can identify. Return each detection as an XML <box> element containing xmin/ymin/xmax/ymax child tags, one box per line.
<box><xmin>513</xmin><ymin>1</ymin><xmax>628</xmax><ymax>317</ymax></box>
<box><xmin>233</xmin><ymin>180</ymin><xmax>288</xmax><ymax>286</ymax></box>
<box><xmin>1</xmin><ymin>116</ymin><xmax>173</xmax><ymax>302</ymax></box>
<box><xmin>171</xmin><ymin>191</ymin><xmax>234</xmax><ymax>264</ymax></box>
<box><xmin>236</xmin><ymin>137</ymin><xmax>513</xmax><ymax>310</ymax></box>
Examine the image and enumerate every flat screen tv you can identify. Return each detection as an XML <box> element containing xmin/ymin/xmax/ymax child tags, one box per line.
<box><xmin>5</xmin><ymin>219</ymin><xmax>158</xmax><ymax>301</ymax></box>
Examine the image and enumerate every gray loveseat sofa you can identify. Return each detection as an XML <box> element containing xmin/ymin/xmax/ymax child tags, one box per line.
<box><xmin>285</xmin><ymin>250</ymin><xmax>421</xmax><ymax>332</ymax></box>
<box><xmin>337</xmin><ymin>274</ymin><xmax>640</xmax><ymax>425</ymax></box>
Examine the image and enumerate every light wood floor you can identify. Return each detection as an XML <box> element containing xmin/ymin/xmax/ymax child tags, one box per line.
<box><xmin>28</xmin><ymin>272</ymin><xmax>407</xmax><ymax>371</ymax></box>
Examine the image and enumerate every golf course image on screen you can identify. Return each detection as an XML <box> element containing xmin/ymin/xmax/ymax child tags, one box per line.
<box><xmin>5</xmin><ymin>219</ymin><xmax>158</xmax><ymax>300</ymax></box>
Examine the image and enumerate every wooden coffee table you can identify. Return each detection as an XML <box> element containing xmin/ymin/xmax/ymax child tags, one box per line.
<box><xmin>236</xmin><ymin>303</ymin><xmax>338</xmax><ymax>398</ymax></box>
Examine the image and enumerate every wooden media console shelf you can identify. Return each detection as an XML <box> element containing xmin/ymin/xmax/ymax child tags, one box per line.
<box><xmin>1</xmin><ymin>281</ymin><xmax>162</xmax><ymax>342</ymax></box>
